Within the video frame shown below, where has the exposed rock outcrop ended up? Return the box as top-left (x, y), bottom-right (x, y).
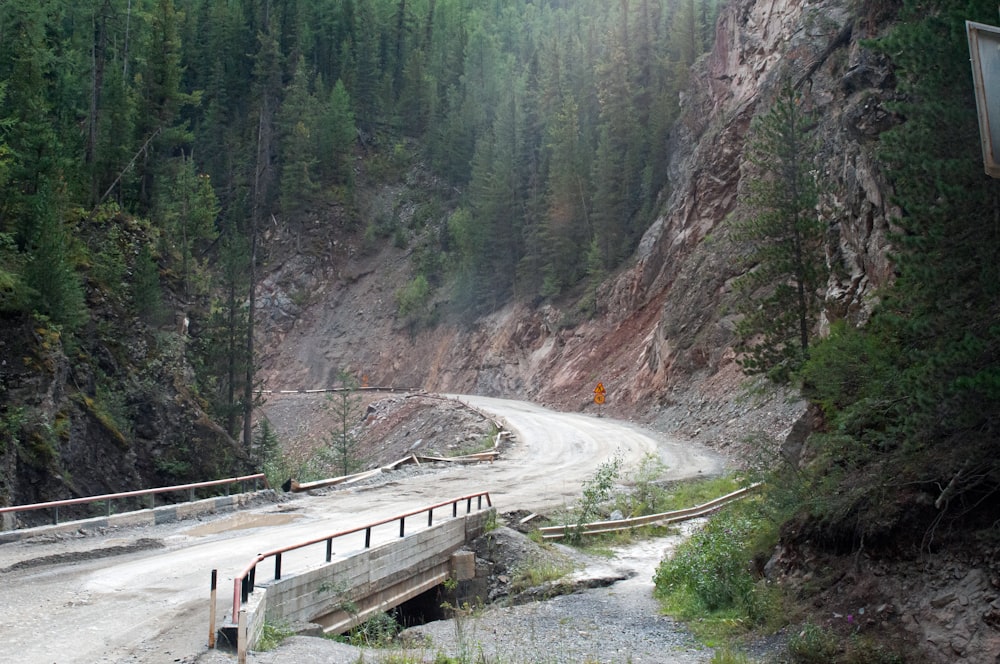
top-left (256, 0), bottom-right (900, 454)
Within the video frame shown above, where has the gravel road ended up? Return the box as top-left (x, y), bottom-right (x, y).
top-left (0, 396), bottom-right (725, 664)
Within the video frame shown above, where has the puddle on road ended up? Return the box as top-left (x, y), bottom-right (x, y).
top-left (184, 512), bottom-right (303, 537)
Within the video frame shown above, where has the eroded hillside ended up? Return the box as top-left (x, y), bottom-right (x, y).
top-left (257, 0), bottom-right (896, 454)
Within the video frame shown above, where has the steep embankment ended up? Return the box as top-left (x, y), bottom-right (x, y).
top-left (254, 2), bottom-right (1000, 662)
top-left (257, 0), bottom-right (896, 455)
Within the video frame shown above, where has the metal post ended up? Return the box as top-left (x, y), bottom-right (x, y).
top-left (399, 516), bottom-right (405, 538)
top-left (189, 487), bottom-right (196, 502)
top-left (326, 539), bottom-right (333, 562)
top-left (452, 502), bottom-right (458, 518)
top-left (477, 495), bottom-right (483, 509)
top-left (274, 553), bottom-right (282, 580)
top-left (209, 570), bottom-right (218, 649)
top-left (466, 497), bottom-right (472, 514)
top-left (107, 500), bottom-right (112, 517)
top-left (53, 506), bottom-right (58, 525)
top-left (365, 527), bottom-right (371, 549)
top-left (249, 564), bottom-right (256, 593)
top-left (427, 508), bottom-right (433, 527)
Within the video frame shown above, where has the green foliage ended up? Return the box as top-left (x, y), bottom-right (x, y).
top-left (788, 0), bottom-right (1000, 546)
top-left (565, 453), bottom-right (622, 543)
top-left (654, 503), bottom-right (779, 627)
top-left (787, 622), bottom-right (837, 663)
top-left (155, 155), bottom-right (220, 297)
top-left (21, 187), bottom-right (88, 332)
top-left (0, 232), bottom-right (32, 313)
top-left (279, 57), bottom-right (323, 213)
top-left (0, 0), bottom-right (724, 339)
top-left (257, 622), bottom-right (295, 651)
top-left (327, 370), bottom-right (363, 477)
top-left (734, 83), bottom-right (826, 383)
top-left (254, 418), bottom-right (284, 483)
top-left (509, 558), bottom-right (575, 593)
top-left (617, 452), bottom-right (668, 517)
top-left (317, 79), bottom-right (357, 186)
top-left (0, 406), bottom-right (26, 456)
top-left (346, 610), bottom-right (401, 647)
top-left (132, 245), bottom-right (168, 326)
top-left (84, 377), bottom-right (133, 447)
top-left (710, 650), bottom-right (753, 664)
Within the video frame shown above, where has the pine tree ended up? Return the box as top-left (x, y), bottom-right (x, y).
top-left (132, 243), bottom-right (167, 325)
top-left (278, 56), bottom-right (322, 212)
top-left (734, 83), bottom-right (826, 382)
top-left (157, 154), bottom-right (220, 297)
top-left (541, 94), bottom-right (589, 295)
top-left (22, 183), bottom-right (88, 331)
top-left (316, 79), bottom-right (356, 186)
top-left (328, 370), bottom-right (362, 477)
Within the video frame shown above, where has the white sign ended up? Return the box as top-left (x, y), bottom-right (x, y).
top-left (967, 20), bottom-right (1000, 178)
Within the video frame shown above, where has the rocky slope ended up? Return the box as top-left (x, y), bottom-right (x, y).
top-left (256, 0), bottom-right (898, 456)
top-left (253, 0), bottom-right (1000, 661)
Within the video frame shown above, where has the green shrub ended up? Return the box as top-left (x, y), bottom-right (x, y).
top-left (565, 454), bottom-right (622, 543)
top-left (347, 610), bottom-right (401, 647)
top-left (510, 558), bottom-right (575, 593)
top-left (397, 275), bottom-right (430, 319)
top-left (257, 622), bottom-right (294, 651)
top-left (654, 506), bottom-right (756, 613)
top-left (710, 649), bottom-right (753, 664)
top-left (787, 622), bottom-right (837, 663)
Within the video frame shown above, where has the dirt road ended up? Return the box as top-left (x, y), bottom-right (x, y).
top-left (0, 397), bottom-right (724, 663)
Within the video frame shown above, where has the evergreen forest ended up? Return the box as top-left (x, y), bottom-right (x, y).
top-left (0, 0), bottom-right (720, 461)
top-left (0, 0), bottom-right (998, 584)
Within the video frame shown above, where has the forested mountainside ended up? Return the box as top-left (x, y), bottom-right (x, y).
top-left (0, 0), bottom-right (725, 507)
top-left (1, 0), bottom-right (999, 658)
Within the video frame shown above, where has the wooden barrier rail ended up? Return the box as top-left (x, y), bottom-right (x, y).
top-left (0, 473), bottom-right (269, 528)
top-left (538, 483), bottom-right (762, 540)
top-left (230, 491), bottom-right (492, 623)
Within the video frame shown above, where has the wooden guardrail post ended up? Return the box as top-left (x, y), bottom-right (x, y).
top-left (209, 570), bottom-right (217, 648)
top-left (237, 609), bottom-right (247, 664)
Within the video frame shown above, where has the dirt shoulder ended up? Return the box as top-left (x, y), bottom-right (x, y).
top-left (261, 391), bottom-right (500, 470)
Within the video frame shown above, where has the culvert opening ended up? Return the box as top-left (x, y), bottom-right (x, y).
top-left (342, 585), bottom-right (451, 646)
top-left (394, 584), bottom-right (450, 627)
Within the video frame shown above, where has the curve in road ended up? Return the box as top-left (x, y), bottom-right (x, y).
top-left (0, 397), bottom-right (725, 663)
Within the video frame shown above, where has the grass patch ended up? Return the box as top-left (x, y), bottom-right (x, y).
top-left (510, 558), bottom-right (575, 593)
top-left (257, 622), bottom-right (295, 651)
top-left (787, 622), bottom-right (837, 663)
top-left (650, 474), bottom-right (745, 514)
top-left (339, 610), bottom-right (402, 648)
top-left (446, 425), bottom-right (500, 457)
top-left (654, 500), bottom-right (785, 642)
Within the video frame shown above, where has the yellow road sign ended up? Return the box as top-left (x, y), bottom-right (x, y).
top-left (594, 382), bottom-right (606, 394)
top-left (594, 393), bottom-right (605, 405)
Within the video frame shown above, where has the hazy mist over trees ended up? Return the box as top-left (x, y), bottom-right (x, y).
top-left (0, 0), bottom-right (723, 447)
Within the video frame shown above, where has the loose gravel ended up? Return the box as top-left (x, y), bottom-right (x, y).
top-left (202, 522), bottom-right (715, 664)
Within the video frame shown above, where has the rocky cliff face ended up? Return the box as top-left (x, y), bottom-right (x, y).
top-left (253, 3), bottom-right (1000, 660)
top-left (257, 0), bottom-right (900, 447)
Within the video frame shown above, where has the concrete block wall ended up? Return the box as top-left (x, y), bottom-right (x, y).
top-left (235, 508), bottom-right (494, 652)
top-left (0, 492), bottom-right (268, 544)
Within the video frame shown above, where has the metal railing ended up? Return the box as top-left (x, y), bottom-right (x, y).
top-left (0, 473), bottom-right (269, 528)
top-left (538, 483), bottom-right (762, 540)
top-left (231, 491), bottom-right (492, 623)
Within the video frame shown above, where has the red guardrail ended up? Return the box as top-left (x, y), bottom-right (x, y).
top-left (0, 473), bottom-right (269, 527)
top-left (231, 491), bottom-right (492, 623)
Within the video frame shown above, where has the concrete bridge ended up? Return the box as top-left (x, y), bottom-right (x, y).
top-left (222, 492), bottom-right (495, 661)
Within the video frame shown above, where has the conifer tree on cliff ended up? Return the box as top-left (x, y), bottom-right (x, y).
top-left (734, 83), bottom-right (828, 382)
